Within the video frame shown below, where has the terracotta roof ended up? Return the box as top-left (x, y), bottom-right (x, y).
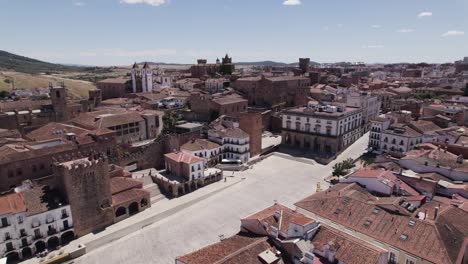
top-left (408, 120), bottom-right (441, 134)
top-left (176, 233), bottom-right (276, 264)
top-left (295, 184), bottom-right (468, 264)
top-left (71, 109), bottom-right (144, 129)
top-left (26, 122), bottom-right (90, 141)
top-left (311, 225), bottom-right (386, 264)
top-left (110, 177), bottom-right (143, 195)
top-left (23, 186), bottom-right (66, 216)
top-left (112, 188), bottom-right (149, 206)
top-left (0, 192), bottom-right (26, 215)
top-left (165, 151), bottom-right (204, 164)
top-left (181, 139), bottom-right (220, 152)
top-left (243, 203), bottom-right (315, 236)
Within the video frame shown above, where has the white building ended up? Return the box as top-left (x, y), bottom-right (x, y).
top-left (208, 118), bottom-right (250, 163)
top-left (180, 139), bottom-right (222, 166)
top-left (164, 152), bottom-right (205, 181)
top-left (0, 185), bottom-right (74, 262)
top-left (281, 102), bottom-right (363, 159)
top-left (131, 62), bottom-right (153, 93)
top-left (346, 91), bottom-right (380, 132)
top-left (205, 78), bottom-right (227, 94)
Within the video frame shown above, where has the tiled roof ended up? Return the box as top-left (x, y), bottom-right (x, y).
top-left (311, 225), bottom-right (385, 264)
top-left (243, 203), bottom-right (315, 236)
top-left (181, 139), bottom-right (220, 152)
top-left (26, 122), bottom-right (90, 141)
top-left (110, 177), bottom-right (143, 195)
top-left (295, 184), bottom-right (468, 264)
top-left (0, 192), bottom-right (26, 215)
top-left (71, 109), bottom-right (144, 129)
top-left (176, 233), bottom-right (277, 264)
top-left (112, 189), bottom-right (149, 206)
top-left (408, 120), bottom-right (441, 134)
top-left (165, 151), bottom-right (204, 164)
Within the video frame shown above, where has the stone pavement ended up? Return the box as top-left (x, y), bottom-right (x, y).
top-left (23, 133), bottom-right (369, 264)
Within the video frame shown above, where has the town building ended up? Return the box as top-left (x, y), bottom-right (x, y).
top-left (131, 62), bottom-right (154, 93)
top-left (70, 108), bottom-right (163, 144)
top-left (208, 116), bottom-right (251, 163)
top-left (231, 75), bottom-right (311, 107)
top-left (282, 102), bottom-right (362, 162)
top-left (295, 183), bottom-right (468, 264)
top-left (96, 78), bottom-right (131, 100)
top-left (180, 139), bottom-right (221, 167)
top-left (0, 184), bottom-right (74, 262)
top-left (152, 152), bottom-right (222, 197)
top-left (346, 91), bottom-right (380, 131)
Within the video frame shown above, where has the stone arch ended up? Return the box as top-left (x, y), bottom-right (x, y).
top-left (5, 251), bottom-right (19, 263)
top-left (115, 206), bottom-right (127, 218)
top-left (61, 231), bottom-right (75, 246)
top-left (21, 247), bottom-right (33, 259)
top-left (128, 202), bottom-right (139, 216)
top-left (47, 236), bottom-right (60, 251)
top-left (35, 240), bottom-right (46, 253)
top-left (140, 198), bottom-right (148, 208)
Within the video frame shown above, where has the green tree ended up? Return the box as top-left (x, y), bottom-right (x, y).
top-left (332, 158), bottom-right (355, 177)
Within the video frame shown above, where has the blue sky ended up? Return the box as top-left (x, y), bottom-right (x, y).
top-left (1, 0), bottom-right (467, 65)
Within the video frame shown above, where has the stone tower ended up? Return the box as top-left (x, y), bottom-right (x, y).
top-left (54, 156), bottom-right (114, 237)
top-left (299, 58), bottom-right (310, 74)
top-left (131, 62), bottom-right (140, 93)
top-left (238, 112), bottom-right (263, 157)
top-left (50, 85), bottom-right (68, 121)
top-left (220, 54), bottom-right (235, 75)
top-left (141, 62), bottom-right (153, 92)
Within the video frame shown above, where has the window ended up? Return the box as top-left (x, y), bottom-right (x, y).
top-left (388, 252), bottom-right (397, 264)
top-left (405, 258), bottom-right (416, 264)
top-left (1, 217), bottom-right (8, 227)
top-left (17, 215), bottom-right (23, 224)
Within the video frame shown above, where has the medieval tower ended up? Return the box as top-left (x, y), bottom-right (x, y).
top-left (50, 85), bottom-right (68, 122)
top-left (54, 156), bottom-right (114, 237)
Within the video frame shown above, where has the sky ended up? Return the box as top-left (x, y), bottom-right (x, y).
top-left (0, 0), bottom-right (467, 66)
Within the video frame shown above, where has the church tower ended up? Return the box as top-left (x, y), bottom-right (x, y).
top-left (141, 62), bottom-right (153, 92)
top-left (131, 62), bottom-right (140, 93)
top-left (50, 84), bottom-right (68, 121)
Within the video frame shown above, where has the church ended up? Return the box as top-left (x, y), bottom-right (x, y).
top-left (131, 62), bottom-right (154, 93)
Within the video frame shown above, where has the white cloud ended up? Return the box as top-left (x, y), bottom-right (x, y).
top-left (283, 0), bottom-right (301, 6)
top-left (397, 28), bottom-right (415, 33)
top-left (441, 30), bottom-right (464, 37)
top-left (74, 2), bottom-right (86, 6)
top-left (120, 0), bottom-right (167, 7)
top-left (371, 25), bottom-right (382, 29)
top-left (418, 12), bottom-right (432, 18)
top-left (337, 24), bottom-right (343, 28)
top-left (362, 45), bottom-right (384, 49)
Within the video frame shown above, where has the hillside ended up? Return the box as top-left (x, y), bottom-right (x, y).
top-left (0, 71), bottom-right (96, 99)
top-left (0, 50), bottom-right (91, 74)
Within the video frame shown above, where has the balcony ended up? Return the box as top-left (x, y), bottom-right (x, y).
top-left (0, 223), bottom-right (10, 229)
top-left (4, 235), bottom-right (12, 241)
top-left (61, 213), bottom-right (69, 219)
top-left (34, 234), bottom-right (42, 240)
top-left (46, 218), bottom-right (55, 224)
top-left (47, 229), bottom-right (57, 236)
top-left (20, 231), bottom-right (27, 238)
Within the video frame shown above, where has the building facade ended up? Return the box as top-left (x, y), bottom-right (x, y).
top-left (282, 103), bottom-right (362, 161)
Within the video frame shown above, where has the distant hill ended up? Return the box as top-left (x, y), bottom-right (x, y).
top-left (235, 60), bottom-right (320, 67)
top-left (0, 50), bottom-right (92, 74)
top-left (137, 60), bottom-right (320, 67)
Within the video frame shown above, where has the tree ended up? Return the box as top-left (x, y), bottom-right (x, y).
top-left (332, 158), bottom-right (355, 177)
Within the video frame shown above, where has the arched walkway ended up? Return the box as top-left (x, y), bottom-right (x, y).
top-left (35, 241), bottom-right (46, 253)
top-left (21, 247), bottom-right (32, 259)
top-left (5, 252), bottom-right (19, 264)
top-left (140, 198), bottom-right (148, 208)
top-left (115, 206), bottom-right (126, 218)
top-left (128, 202), bottom-right (139, 216)
top-left (61, 231), bottom-right (75, 246)
top-left (47, 236), bottom-right (60, 251)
